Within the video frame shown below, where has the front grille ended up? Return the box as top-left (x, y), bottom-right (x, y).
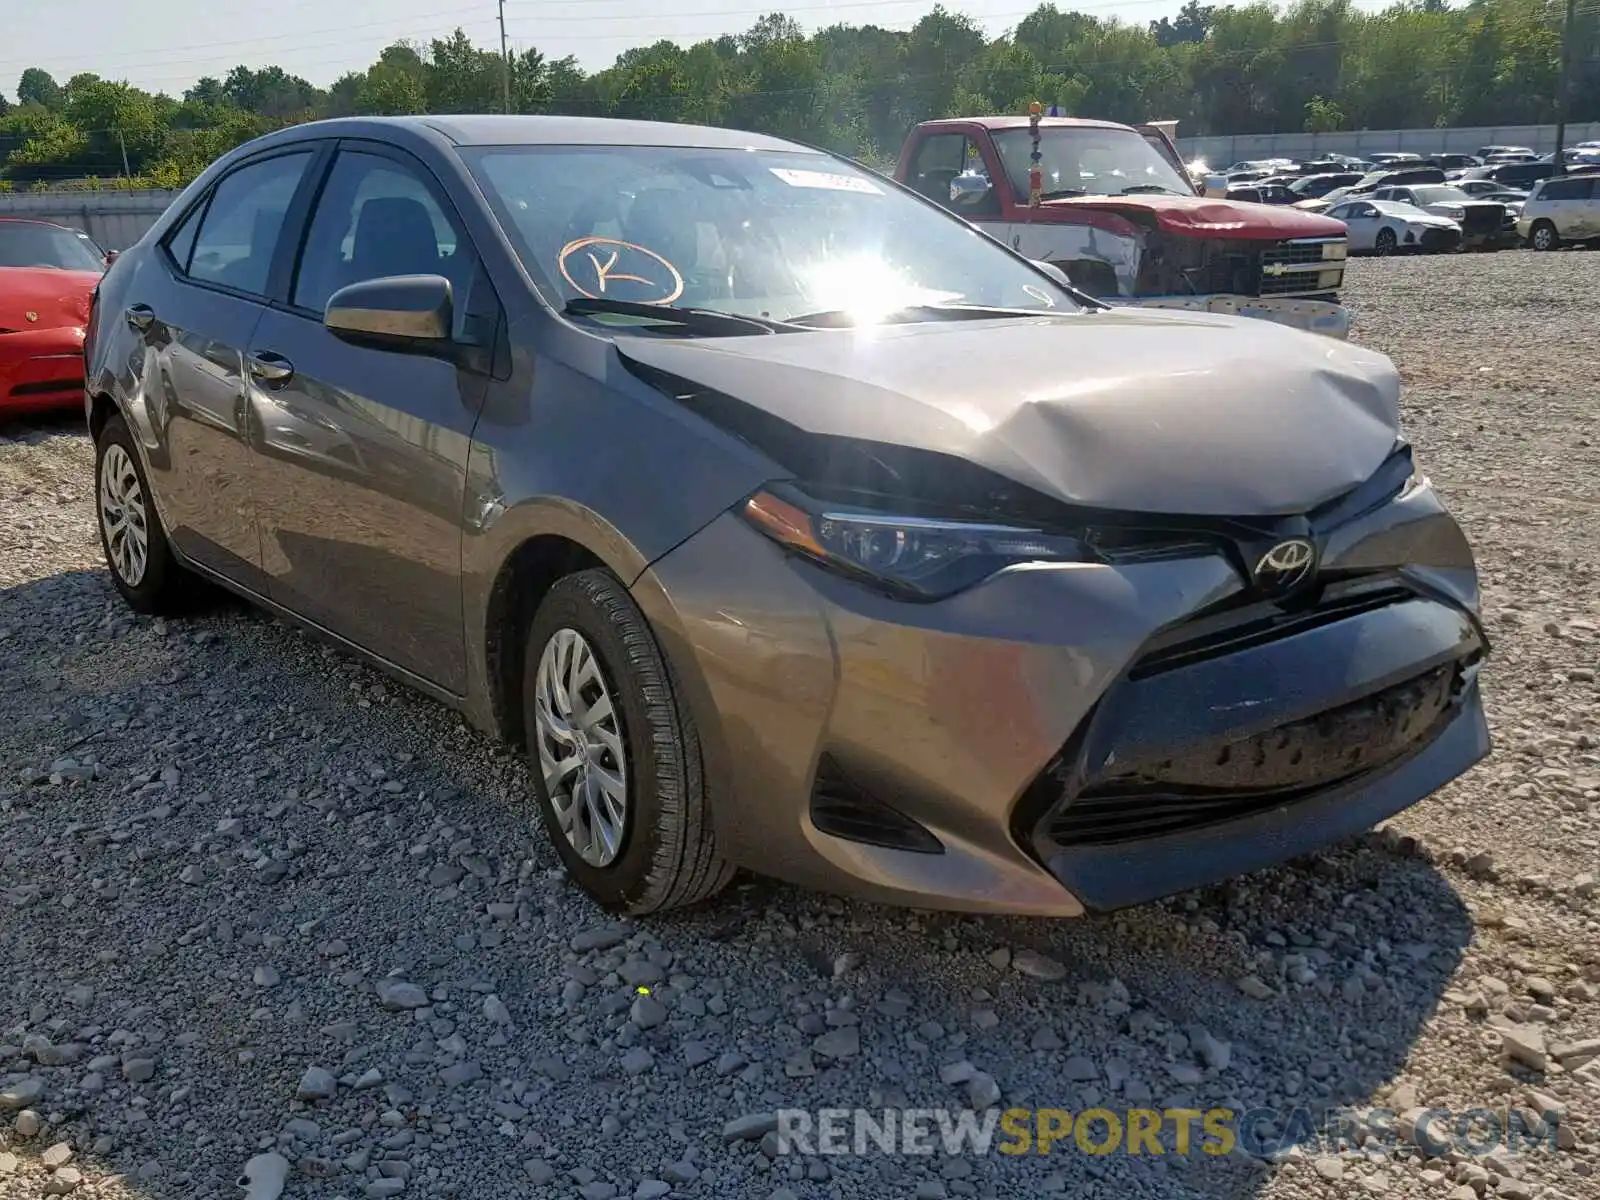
top-left (1258, 238), bottom-right (1345, 297)
top-left (1129, 586), bottom-right (1413, 681)
top-left (1461, 206), bottom-right (1503, 236)
top-left (1420, 227), bottom-right (1460, 250)
top-left (1047, 665), bottom-right (1458, 846)
top-left (1260, 241), bottom-right (1328, 267)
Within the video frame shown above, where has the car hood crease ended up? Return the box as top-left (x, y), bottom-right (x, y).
top-left (617, 311), bottom-right (1402, 516)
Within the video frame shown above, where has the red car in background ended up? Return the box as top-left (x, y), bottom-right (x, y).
top-left (0, 218), bottom-right (108, 419)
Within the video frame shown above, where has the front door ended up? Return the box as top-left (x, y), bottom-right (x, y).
top-left (127, 149), bottom-right (317, 588)
top-left (244, 142), bottom-right (496, 693)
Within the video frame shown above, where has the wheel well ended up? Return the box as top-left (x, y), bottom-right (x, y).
top-left (485, 535), bottom-right (604, 747)
top-left (88, 392), bottom-right (116, 443)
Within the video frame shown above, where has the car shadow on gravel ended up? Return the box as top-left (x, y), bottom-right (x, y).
top-left (1, 565), bottom-right (1473, 1200)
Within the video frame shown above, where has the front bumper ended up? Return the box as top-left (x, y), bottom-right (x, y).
top-left (0, 326), bottom-right (86, 416)
top-left (1113, 294), bottom-right (1351, 339)
top-left (633, 477), bottom-right (1488, 916)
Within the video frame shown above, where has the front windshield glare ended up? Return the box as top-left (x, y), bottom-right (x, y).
top-left (991, 127), bottom-right (1194, 199)
top-left (465, 146), bottom-right (1074, 324)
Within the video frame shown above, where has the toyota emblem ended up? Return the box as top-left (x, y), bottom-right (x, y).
top-left (1253, 538), bottom-right (1317, 592)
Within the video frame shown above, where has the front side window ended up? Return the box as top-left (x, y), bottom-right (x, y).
top-left (292, 149), bottom-right (471, 318)
top-left (0, 221), bottom-right (106, 271)
top-left (906, 133), bottom-right (967, 205)
top-left (187, 152), bottom-right (313, 297)
top-left (466, 145), bottom-right (1074, 326)
top-left (990, 127), bottom-right (1194, 201)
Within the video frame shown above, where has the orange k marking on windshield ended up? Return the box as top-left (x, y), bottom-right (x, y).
top-left (586, 248), bottom-right (652, 292)
top-left (558, 236), bottom-right (686, 304)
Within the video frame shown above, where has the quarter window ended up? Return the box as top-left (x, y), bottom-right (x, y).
top-left (186, 152), bottom-right (313, 297)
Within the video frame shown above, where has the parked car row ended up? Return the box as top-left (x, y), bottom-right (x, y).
top-left (1197, 153), bottom-right (1600, 255)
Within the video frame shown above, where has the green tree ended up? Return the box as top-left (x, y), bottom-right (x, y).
top-left (17, 68), bottom-right (62, 110)
top-left (1303, 93), bottom-right (1345, 130)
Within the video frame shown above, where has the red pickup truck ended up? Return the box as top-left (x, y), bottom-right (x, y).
top-left (894, 115), bottom-right (1351, 337)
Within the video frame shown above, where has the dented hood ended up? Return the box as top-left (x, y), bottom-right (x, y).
top-left (619, 308), bottom-right (1401, 516)
top-left (1045, 193), bottom-right (1346, 240)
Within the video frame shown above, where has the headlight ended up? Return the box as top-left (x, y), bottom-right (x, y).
top-left (740, 486), bottom-right (1097, 600)
top-left (1439, 205), bottom-right (1466, 220)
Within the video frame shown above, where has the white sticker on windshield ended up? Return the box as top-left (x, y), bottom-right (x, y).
top-left (769, 168), bottom-right (882, 195)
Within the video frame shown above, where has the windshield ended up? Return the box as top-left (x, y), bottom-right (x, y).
top-left (990, 127), bottom-right (1193, 199)
top-left (465, 146), bottom-right (1074, 326)
top-left (0, 222), bottom-right (105, 271)
top-left (1410, 187), bottom-right (1471, 205)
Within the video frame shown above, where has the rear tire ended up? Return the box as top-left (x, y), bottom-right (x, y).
top-left (1529, 220), bottom-right (1560, 251)
top-left (94, 413), bottom-right (197, 615)
top-left (523, 568), bottom-right (734, 914)
top-left (1374, 228), bottom-right (1398, 256)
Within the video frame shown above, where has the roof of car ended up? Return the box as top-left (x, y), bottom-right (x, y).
top-left (267, 114), bottom-right (818, 152)
top-left (914, 115), bottom-right (1131, 133)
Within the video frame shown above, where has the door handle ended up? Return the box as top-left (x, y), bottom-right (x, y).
top-left (247, 351), bottom-right (294, 385)
top-left (125, 304), bottom-right (155, 332)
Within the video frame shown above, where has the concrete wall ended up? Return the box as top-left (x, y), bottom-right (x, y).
top-left (0, 189), bottom-right (179, 251)
top-left (1176, 122), bottom-right (1600, 165)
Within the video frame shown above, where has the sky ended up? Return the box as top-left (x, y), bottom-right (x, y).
top-left (6, 0), bottom-right (1232, 100)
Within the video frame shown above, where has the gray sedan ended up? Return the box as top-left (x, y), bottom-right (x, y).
top-left (84, 116), bottom-right (1490, 916)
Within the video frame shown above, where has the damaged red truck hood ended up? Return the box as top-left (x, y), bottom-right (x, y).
top-left (1045, 193), bottom-right (1346, 240)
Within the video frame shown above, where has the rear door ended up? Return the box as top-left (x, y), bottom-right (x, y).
top-left (243, 140), bottom-right (499, 693)
top-left (122, 147), bottom-right (321, 590)
top-left (1569, 177), bottom-right (1598, 237)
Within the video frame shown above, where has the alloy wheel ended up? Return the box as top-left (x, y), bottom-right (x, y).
top-left (1532, 225), bottom-right (1556, 251)
top-left (533, 627), bottom-right (629, 867)
top-left (99, 444), bottom-right (149, 587)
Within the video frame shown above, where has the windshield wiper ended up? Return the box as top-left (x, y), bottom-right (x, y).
top-left (786, 303), bottom-right (1070, 328)
top-left (1117, 184), bottom-right (1187, 195)
top-left (1039, 188), bottom-right (1086, 200)
top-left (562, 297), bottom-right (799, 336)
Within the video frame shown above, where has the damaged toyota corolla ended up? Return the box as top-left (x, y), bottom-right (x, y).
top-left (86, 116), bottom-right (1490, 917)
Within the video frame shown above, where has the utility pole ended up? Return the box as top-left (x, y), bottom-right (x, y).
top-left (496, 0), bottom-right (508, 115)
top-left (117, 130), bottom-right (131, 178)
top-left (1552, 0), bottom-right (1576, 174)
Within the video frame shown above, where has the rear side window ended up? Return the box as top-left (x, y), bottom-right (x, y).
top-left (186, 152), bottom-right (313, 297)
top-left (1538, 177), bottom-right (1592, 201)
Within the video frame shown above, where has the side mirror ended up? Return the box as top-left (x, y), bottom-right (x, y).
top-left (325, 274), bottom-right (453, 347)
top-left (949, 169), bottom-right (993, 206)
top-left (104, 249), bottom-right (119, 265)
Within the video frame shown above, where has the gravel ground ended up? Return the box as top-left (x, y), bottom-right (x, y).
top-left (1, 251), bottom-right (1597, 1200)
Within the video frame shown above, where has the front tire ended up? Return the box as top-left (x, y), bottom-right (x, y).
top-left (95, 413), bottom-right (195, 614)
top-left (523, 569), bottom-right (734, 914)
top-left (1374, 228), bottom-right (1398, 256)
top-left (1529, 220), bottom-right (1560, 251)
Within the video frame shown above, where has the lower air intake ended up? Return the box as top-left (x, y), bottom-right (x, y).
top-left (810, 755), bottom-right (943, 854)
